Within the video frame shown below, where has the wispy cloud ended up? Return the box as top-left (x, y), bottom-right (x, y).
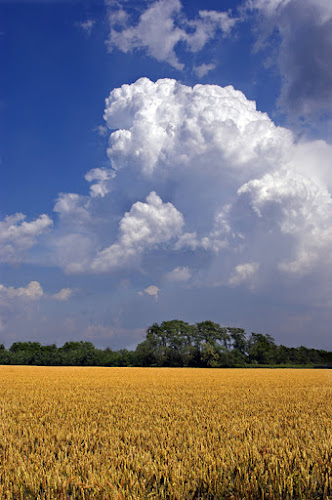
top-left (193, 63), bottom-right (216, 78)
top-left (247, 0), bottom-right (332, 121)
top-left (94, 125), bottom-right (108, 137)
top-left (0, 280), bottom-right (73, 341)
top-left (79, 19), bottom-right (95, 36)
top-left (165, 266), bottom-right (191, 283)
top-left (51, 288), bottom-right (73, 301)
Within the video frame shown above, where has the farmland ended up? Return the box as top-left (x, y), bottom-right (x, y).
top-left (0, 367), bottom-right (331, 499)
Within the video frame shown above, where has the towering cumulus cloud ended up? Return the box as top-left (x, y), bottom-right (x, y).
top-left (104, 77), bottom-right (291, 176)
top-left (51, 78), bottom-right (332, 289)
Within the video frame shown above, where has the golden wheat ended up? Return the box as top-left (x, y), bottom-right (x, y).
top-left (0, 367), bottom-right (331, 499)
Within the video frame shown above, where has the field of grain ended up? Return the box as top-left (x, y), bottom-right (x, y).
top-left (0, 367), bottom-right (331, 499)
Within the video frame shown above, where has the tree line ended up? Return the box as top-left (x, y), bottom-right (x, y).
top-left (0, 320), bottom-right (331, 367)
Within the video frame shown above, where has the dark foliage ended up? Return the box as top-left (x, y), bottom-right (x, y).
top-left (0, 321), bottom-right (331, 367)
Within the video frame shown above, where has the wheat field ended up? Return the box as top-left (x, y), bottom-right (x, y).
top-left (0, 367), bottom-right (331, 499)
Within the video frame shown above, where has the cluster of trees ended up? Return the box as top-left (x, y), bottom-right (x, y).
top-left (135, 321), bottom-right (331, 367)
top-left (0, 320), bottom-right (331, 367)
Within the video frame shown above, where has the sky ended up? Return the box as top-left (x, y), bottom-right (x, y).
top-left (1, 0), bottom-right (332, 350)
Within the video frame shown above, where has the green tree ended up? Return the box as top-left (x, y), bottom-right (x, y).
top-left (146, 320), bottom-right (197, 366)
top-left (59, 341), bottom-right (100, 366)
top-left (9, 342), bottom-right (43, 365)
top-left (228, 328), bottom-right (247, 359)
top-left (195, 321), bottom-right (230, 366)
top-left (201, 342), bottom-right (220, 367)
top-left (134, 339), bottom-right (158, 366)
top-left (196, 321), bottom-right (229, 349)
top-left (248, 333), bottom-right (277, 364)
top-left (0, 344), bottom-right (9, 364)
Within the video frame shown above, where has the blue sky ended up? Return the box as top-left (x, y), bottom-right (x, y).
top-left (1, 0), bottom-right (332, 350)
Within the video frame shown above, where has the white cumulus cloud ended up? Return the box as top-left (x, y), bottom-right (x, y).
top-left (104, 77), bottom-right (292, 177)
top-left (0, 281), bottom-right (74, 303)
top-left (239, 170), bottom-right (332, 274)
top-left (228, 262), bottom-right (260, 287)
top-left (0, 213), bottom-right (53, 264)
top-left (91, 191), bottom-right (184, 273)
top-left (0, 281), bottom-right (44, 301)
top-left (85, 167), bottom-right (115, 198)
top-left (106, 0), bottom-right (237, 71)
top-left (141, 285), bottom-right (160, 301)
